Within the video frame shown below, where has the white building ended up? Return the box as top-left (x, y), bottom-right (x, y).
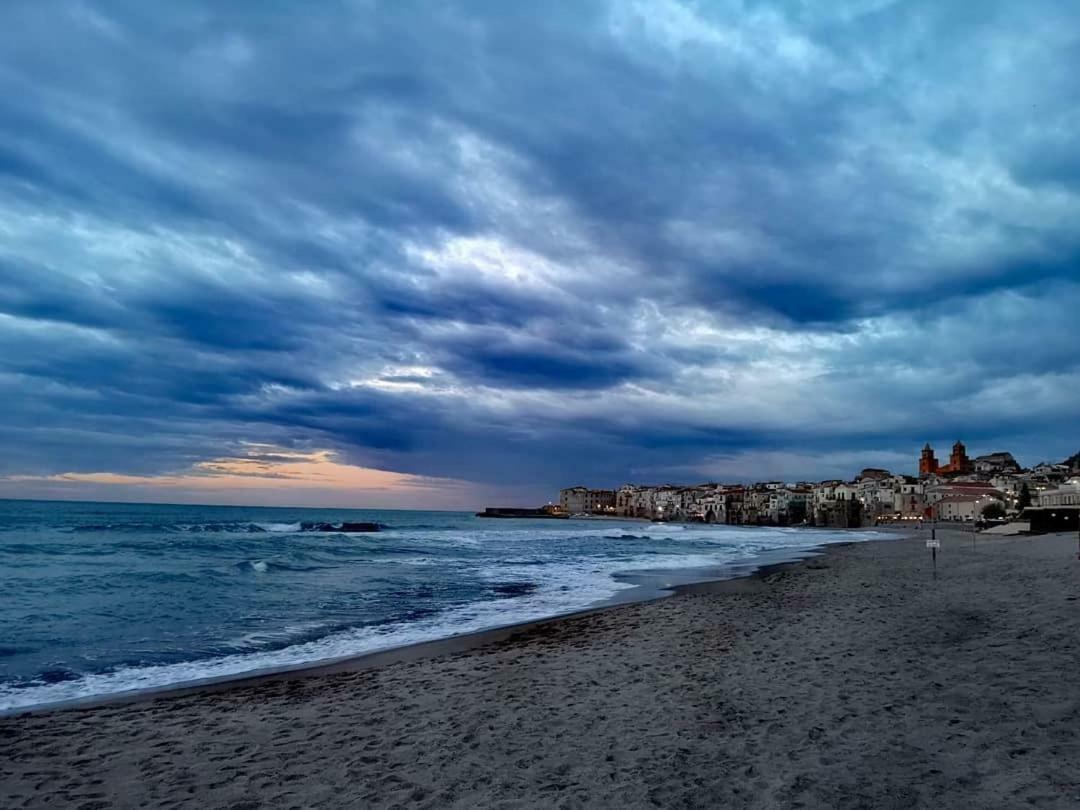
top-left (856, 477), bottom-right (896, 518)
top-left (560, 486), bottom-right (588, 514)
top-left (696, 492), bottom-right (728, 523)
top-left (560, 487), bottom-right (615, 514)
top-left (616, 485), bottom-right (657, 518)
top-left (934, 493), bottom-right (1003, 521)
top-left (653, 487), bottom-right (680, 519)
top-left (893, 477), bottom-right (924, 516)
top-left (813, 481), bottom-right (857, 508)
top-left (1038, 481), bottom-right (1080, 507)
top-left (925, 484), bottom-right (1003, 507)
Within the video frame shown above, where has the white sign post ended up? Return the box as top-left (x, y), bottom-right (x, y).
top-left (926, 536), bottom-right (940, 578)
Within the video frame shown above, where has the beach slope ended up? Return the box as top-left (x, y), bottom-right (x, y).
top-left (2, 531), bottom-right (1079, 808)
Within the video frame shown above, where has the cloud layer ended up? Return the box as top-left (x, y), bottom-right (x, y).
top-left (2, 0), bottom-right (1079, 506)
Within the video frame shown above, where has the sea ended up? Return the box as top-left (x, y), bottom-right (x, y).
top-left (0, 499), bottom-right (881, 713)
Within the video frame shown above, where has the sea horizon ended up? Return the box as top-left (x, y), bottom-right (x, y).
top-left (0, 496), bottom-right (485, 514)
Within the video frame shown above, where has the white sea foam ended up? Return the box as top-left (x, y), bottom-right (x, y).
top-left (256, 522), bottom-right (303, 533)
top-left (0, 525), bottom-right (882, 713)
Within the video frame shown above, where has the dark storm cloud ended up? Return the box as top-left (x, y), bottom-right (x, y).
top-left (2, 0), bottom-right (1080, 503)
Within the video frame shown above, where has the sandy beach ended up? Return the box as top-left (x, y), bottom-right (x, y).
top-left (3, 529), bottom-right (1079, 808)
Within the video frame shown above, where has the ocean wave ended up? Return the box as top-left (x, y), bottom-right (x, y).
top-left (0, 517), bottom-right (887, 713)
top-left (489, 581), bottom-right (539, 597)
top-left (254, 522), bottom-right (303, 533)
top-left (237, 559), bottom-right (340, 574)
top-left (0, 578), bottom-right (616, 711)
top-left (66, 521), bottom-right (275, 534)
top-left (62, 521), bottom-right (353, 535)
top-left (0, 542), bottom-right (116, 557)
top-left (376, 523), bottom-right (444, 531)
top-left (176, 523), bottom-right (284, 534)
top-left (1, 540), bottom-right (732, 711)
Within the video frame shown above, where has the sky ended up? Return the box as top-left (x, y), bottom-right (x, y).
top-left (2, 0), bottom-right (1080, 509)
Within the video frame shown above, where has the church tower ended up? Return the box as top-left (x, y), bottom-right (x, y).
top-left (948, 440), bottom-right (971, 473)
top-left (919, 443), bottom-right (939, 476)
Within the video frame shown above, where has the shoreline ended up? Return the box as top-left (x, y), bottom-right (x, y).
top-left (1, 527), bottom-right (890, 718)
top-left (3, 529), bottom-right (1078, 807)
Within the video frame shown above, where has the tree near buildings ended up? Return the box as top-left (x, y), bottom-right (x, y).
top-left (1017, 482), bottom-right (1033, 510)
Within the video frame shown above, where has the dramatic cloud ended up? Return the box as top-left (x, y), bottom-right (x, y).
top-left (2, 0), bottom-right (1079, 506)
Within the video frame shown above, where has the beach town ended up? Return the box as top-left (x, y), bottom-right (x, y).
top-left (554, 441), bottom-right (1080, 532)
top-left (5, 449), bottom-right (1080, 807)
top-left (4, 1), bottom-right (1080, 806)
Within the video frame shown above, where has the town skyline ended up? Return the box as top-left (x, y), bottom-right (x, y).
top-left (2, 441), bottom-right (1078, 512)
top-left (557, 440), bottom-right (1080, 528)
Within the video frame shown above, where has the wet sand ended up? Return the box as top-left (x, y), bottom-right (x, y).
top-left (2, 530), bottom-right (1079, 808)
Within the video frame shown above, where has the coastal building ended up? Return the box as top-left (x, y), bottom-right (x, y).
top-left (723, 486), bottom-right (747, 524)
top-left (589, 489), bottom-right (616, 513)
top-left (893, 476), bottom-right (925, 517)
top-left (812, 481), bottom-right (856, 510)
top-left (767, 487), bottom-right (810, 525)
top-left (1037, 480), bottom-right (1080, 507)
top-left (739, 488), bottom-right (766, 524)
top-left (559, 487), bottom-right (615, 515)
top-left (811, 481), bottom-right (862, 527)
top-left (669, 486), bottom-right (707, 521)
top-left (933, 493), bottom-right (1002, 522)
top-left (631, 486), bottom-right (656, 518)
top-left (925, 482), bottom-right (1004, 508)
top-left (815, 497), bottom-right (863, 528)
top-left (855, 471), bottom-right (897, 522)
top-left (560, 487), bottom-right (588, 514)
top-left (568, 446), bottom-right (1080, 526)
top-left (616, 484), bottom-right (657, 518)
top-left (653, 486), bottom-right (680, 520)
top-left (989, 472), bottom-right (1024, 493)
top-left (696, 491), bottom-right (729, 524)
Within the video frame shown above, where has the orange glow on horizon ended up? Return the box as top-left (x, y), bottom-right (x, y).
top-left (6, 446), bottom-right (467, 495)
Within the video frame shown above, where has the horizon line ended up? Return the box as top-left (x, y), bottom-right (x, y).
top-left (0, 496), bottom-right (478, 513)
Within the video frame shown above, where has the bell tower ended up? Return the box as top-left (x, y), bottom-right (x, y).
top-left (919, 443), bottom-right (939, 476)
top-left (949, 440), bottom-right (971, 473)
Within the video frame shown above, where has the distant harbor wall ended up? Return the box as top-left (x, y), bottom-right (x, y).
top-left (476, 507), bottom-right (568, 519)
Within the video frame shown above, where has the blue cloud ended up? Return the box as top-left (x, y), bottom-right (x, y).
top-left (2, 0), bottom-right (1080, 503)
